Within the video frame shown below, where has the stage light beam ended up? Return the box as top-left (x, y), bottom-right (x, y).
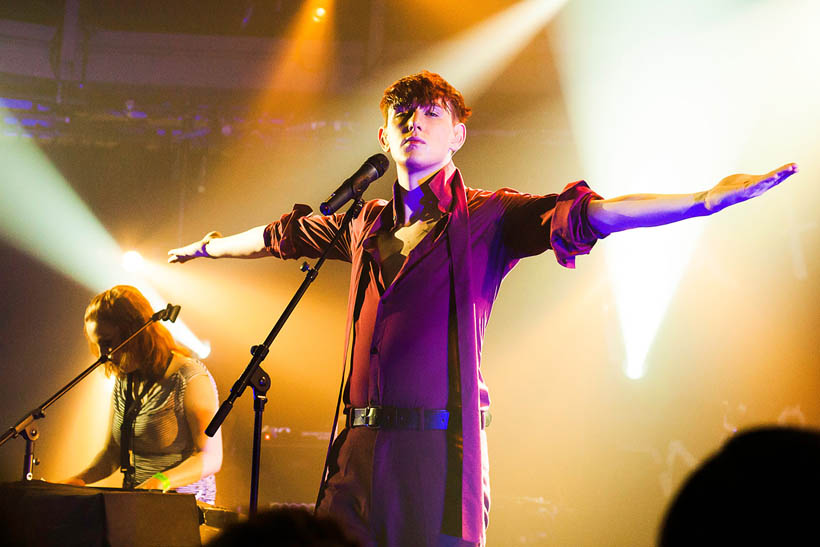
top-left (359, 0), bottom-right (567, 107)
top-left (258, 0), bottom-right (336, 100)
top-left (0, 120), bottom-right (209, 359)
top-left (551, 0), bottom-right (820, 379)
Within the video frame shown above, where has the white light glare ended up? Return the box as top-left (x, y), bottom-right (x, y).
top-left (0, 136), bottom-right (210, 358)
top-left (550, 0), bottom-right (814, 379)
top-left (122, 250), bottom-right (144, 273)
top-left (131, 282), bottom-right (212, 360)
top-left (197, 341), bottom-right (212, 359)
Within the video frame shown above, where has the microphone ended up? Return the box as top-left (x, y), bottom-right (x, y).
top-left (165, 304), bottom-right (181, 323)
top-left (152, 303), bottom-right (181, 322)
top-left (320, 153), bottom-right (390, 215)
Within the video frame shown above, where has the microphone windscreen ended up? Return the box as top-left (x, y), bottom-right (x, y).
top-left (367, 153), bottom-right (390, 177)
top-left (167, 305), bottom-right (181, 323)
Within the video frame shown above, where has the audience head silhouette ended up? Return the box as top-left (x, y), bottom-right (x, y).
top-left (660, 426), bottom-right (820, 546)
top-left (207, 506), bottom-right (359, 547)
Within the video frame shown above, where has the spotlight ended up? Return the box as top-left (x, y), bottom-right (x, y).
top-left (122, 250), bottom-right (144, 273)
top-left (0, 120), bottom-right (211, 361)
top-left (313, 7), bottom-right (326, 22)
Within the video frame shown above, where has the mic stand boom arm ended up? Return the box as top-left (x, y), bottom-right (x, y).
top-left (0, 304), bottom-right (180, 481)
top-left (205, 196), bottom-right (365, 517)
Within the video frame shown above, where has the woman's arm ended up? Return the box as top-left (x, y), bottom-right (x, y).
top-left (62, 433), bottom-right (119, 486)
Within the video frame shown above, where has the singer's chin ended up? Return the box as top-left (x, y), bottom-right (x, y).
top-left (112, 358), bottom-right (138, 376)
top-left (403, 155), bottom-right (434, 172)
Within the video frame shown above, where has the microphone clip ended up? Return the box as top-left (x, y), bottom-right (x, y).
top-left (152, 303), bottom-right (181, 323)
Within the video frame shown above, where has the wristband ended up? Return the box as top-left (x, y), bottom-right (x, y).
top-left (197, 231), bottom-right (222, 259)
top-left (152, 472), bottom-right (171, 493)
top-left (198, 240), bottom-right (212, 258)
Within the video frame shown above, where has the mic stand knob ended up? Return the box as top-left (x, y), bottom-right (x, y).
top-left (21, 425), bottom-right (40, 481)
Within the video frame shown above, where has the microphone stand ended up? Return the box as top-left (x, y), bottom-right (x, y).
top-left (0, 304), bottom-right (181, 481)
top-left (206, 196), bottom-right (365, 517)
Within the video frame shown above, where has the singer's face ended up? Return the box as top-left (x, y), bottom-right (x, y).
top-left (379, 100), bottom-right (466, 175)
top-left (85, 320), bottom-right (138, 374)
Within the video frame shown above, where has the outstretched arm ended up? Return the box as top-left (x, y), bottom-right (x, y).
top-left (167, 226), bottom-right (268, 263)
top-left (586, 163), bottom-right (798, 237)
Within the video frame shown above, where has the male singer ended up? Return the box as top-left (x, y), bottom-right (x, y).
top-left (168, 71), bottom-right (797, 546)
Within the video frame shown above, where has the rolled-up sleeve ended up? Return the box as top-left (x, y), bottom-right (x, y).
top-left (498, 180), bottom-right (605, 268)
top-left (547, 180), bottom-right (606, 269)
top-left (263, 204), bottom-right (352, 262)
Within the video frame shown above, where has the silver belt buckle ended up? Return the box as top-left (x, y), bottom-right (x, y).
top-left (363, 406), bottom-right (381, 429)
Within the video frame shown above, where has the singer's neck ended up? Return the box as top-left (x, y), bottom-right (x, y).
top-left (397, 158), bottom-right (455, 192)
top-left (397, 161), bottom-right (455, 225)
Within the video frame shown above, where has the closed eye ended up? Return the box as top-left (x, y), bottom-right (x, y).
top-left (425, 106), bottom-right (443, 117)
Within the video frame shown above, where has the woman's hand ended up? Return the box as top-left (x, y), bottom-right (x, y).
top-left (136, 476), bottom-right (168, 492)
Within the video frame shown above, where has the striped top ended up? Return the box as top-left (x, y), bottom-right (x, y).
top-left (112, 356), bottom-right (218, 503)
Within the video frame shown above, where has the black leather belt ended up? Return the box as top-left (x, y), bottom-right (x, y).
top-left (347, 406), bottom-right (491, 431)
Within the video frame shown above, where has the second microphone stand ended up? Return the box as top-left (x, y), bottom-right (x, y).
top-left (206, 196), bottom-right (365, 517)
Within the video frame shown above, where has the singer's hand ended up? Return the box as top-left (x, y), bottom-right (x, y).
top-left (700, 163), bottom-right (798, 214)
top-left (167, 231), bottom-right (222, 264)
